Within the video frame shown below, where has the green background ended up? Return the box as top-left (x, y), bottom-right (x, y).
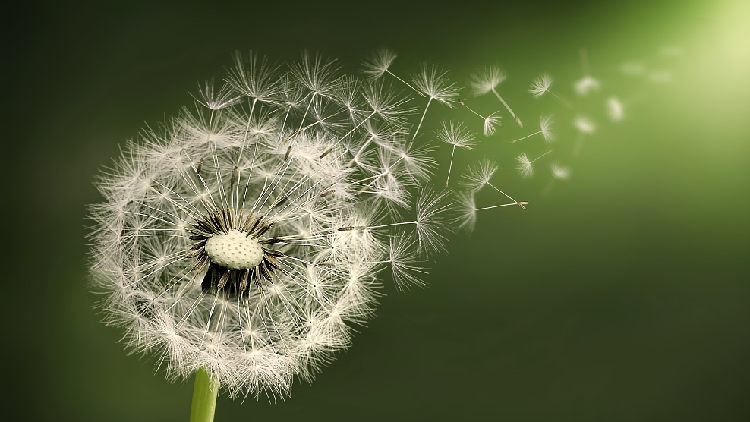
top-left (5, 0), bottom-right (749, 420)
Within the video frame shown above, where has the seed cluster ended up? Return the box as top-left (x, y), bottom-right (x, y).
top-left (204, 230), bottom-right (264, 270)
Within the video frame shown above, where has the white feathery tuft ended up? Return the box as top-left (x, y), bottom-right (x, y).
top-left (529, 74), bottom-right (553, 99)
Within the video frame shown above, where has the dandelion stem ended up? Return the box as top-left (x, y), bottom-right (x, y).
top-left (408, 97), bottom-right (432, 151)
top-left (445, 145), bottom-right (457, 189)
top-left (549, 91), bottom-right (571, 108)
top-left (510, 130), bottom-right (542, 144)
top-left (532, 149), bottom-right (553, 162)
top-left (190, 367), bottom-right (219, 422)
top-left (491, 87), bottom-right (522, 127)
top-left (386, 69), bottom-right (424, 96)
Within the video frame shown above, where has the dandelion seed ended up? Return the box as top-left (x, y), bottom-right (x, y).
top-left (552, 163), bottom-right (570, 180)
top-left (387, 234), bottom-right (428, 290)
top-left (544, 163), bottom-right (570, 196)
top-left (510, 114), bottom-right (555, 143)
top-left (607, 97), bottom-right (624, 122)
top-left (226, 50), bottom-right (280, 103)
top-left (437, 121), bottom-right (476, 188)
top-left (483, 112), bottom-right (502, 137)
top-left (412, 64), bottom-right (459, 106)
top-left (414, 187), bottom-right (451, 255)
top-left (460, 159), bottom-right (498, 192)
top-left (529, 74), bottom-right (552, 99)
top-left (516, 153), bottom-right (533, 178)
top-left (471, 66), bottom-right (522, 127)
top-left (459, 158), bottom-right (525, 210)
top-left (573, 116), bottom-right (596, 156)
top-left (575, 77), bottom-right (600, 96)
top-left (455, 185), bottom-right (527, 232)
top-left (402, 64), bottom-right (459, 152)
top-left (456, 98), bottom-right (502, 137)
top-left (454, 192), bottom-right (478, 232)
top-left (574, 116), bottom-right (596, 134)
top-left (485, 181), bottom-right (526, 210)
top-left (362, 48), bottom-right (398, 79)
top-left (516, 150), bottom-right (553, 178)
top-left (193, 78), bottom-right (242, 110)
top-left (574, 48), bottom-right (600, 96)
top-left (529, 74), bottom-right (570, 107)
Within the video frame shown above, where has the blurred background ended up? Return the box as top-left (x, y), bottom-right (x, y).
top-left (4, 0), bottom-right (749, 420)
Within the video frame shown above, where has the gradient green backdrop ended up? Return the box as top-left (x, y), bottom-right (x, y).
top-left (5, 0), bottom-right (749, 421)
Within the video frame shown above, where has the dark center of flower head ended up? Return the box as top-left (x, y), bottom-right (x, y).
top-left (186, 207), bottom-right (285, 296)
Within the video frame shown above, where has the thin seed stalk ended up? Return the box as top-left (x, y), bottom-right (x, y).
top-left (190, 367), bottom-right (219, 422)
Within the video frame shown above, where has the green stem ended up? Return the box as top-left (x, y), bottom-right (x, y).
top-left (190, 367), bottom-right (219, 422)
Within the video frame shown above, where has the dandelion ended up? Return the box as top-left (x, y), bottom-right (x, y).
top-left (85, 44), bottom-right (664, 419)
top-left (574, 48), bottom-right (600, 96)
top-left (510, 114), bottom-right (555, 143)
top-left (529, 74), bottom-right (570, 107)
top-left (471, 66), bottom-right (523, 127)
top-left (88, 51), bottom-right (452, 418)
top-left (516, 150), bottom-right (553, 178)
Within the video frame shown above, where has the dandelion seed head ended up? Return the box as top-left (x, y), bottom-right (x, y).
top-left (88, 52), bottom-right (451, 400)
